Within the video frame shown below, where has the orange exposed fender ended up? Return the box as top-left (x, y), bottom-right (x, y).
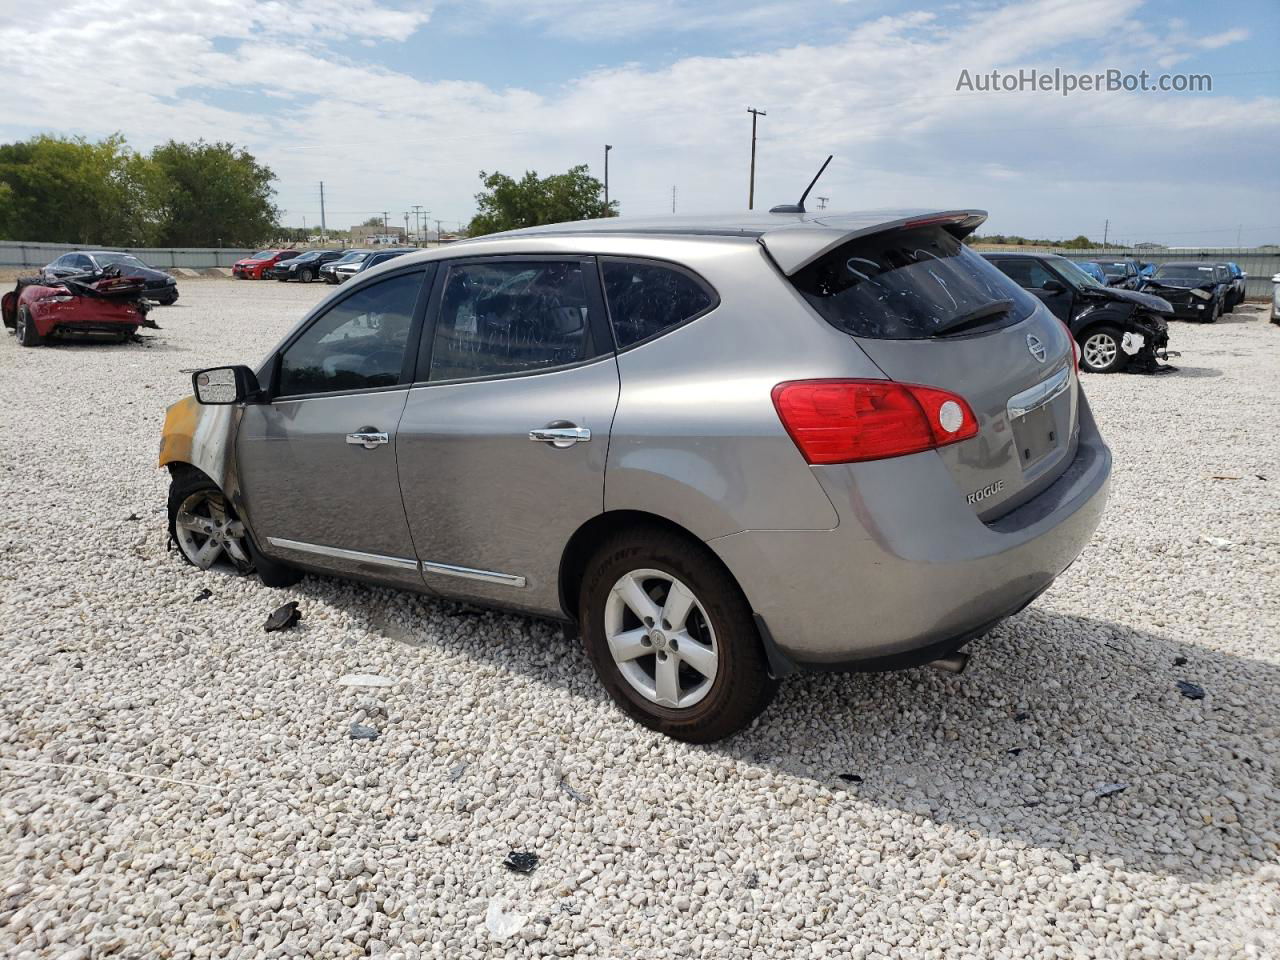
top-left (158, 395), bottom-right (198, 467)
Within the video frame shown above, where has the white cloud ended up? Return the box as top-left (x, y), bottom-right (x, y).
top-left (0, 0), bottom-right (1275, 243)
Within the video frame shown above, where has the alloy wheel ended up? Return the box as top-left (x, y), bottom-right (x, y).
top-left (1083, 332), bottom-right (1117, 371)
top-left (604, 569), bottom-right (719, 709)
top-left (173, 490), bottom-right (251, 571)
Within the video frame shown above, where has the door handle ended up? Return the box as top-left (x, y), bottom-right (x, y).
top-left (346, 429), bottom-right (389, 449)
top-left (528, 426), bottom-right (591, 448)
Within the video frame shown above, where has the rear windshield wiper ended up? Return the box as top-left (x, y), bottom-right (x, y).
top-left (932, 298), bottom-right (1015, 337)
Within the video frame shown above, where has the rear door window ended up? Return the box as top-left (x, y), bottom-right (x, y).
top-left (601, 259), bottom-right (716, 348)
top-left (426, 260), bottom-right (594, 381)
top-left (791, 225), bottom-right (1036, 340)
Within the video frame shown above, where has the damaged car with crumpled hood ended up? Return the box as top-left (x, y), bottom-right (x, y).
top-left (982, 252), bottom-right (1174, 374)
top-left (2, 266), bottom-right (157, 347)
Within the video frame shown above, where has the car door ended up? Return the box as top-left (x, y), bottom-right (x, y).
top-left (991, 258), bottom-right (1073, 322)
top-left (396, 256), bottom-right (619, 615)
top-left (236, 265), bottom-right (434, 588)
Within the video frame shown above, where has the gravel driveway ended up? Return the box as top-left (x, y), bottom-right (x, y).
top-left (1, 282), bottom-right (1277, 959)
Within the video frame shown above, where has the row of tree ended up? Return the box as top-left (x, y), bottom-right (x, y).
top-left (967, 233), bottom-right (1101, 248)
top-left (0, 131), bottom-right (616, 247)
top-left (0, 134), bottom-right (279, 247)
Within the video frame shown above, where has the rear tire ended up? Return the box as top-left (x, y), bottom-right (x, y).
top-left (579, 528), bottom-right (777, 742)
top-left (16, 306), bottom-right (43, 347)
top-left (1205, 298), bottom-right (1220, 323)
top-left (1079, 325), bottom-right (1126, 374)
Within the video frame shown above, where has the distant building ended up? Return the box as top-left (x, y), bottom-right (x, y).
top-left (1133, 241), bottom-right (1167, 251)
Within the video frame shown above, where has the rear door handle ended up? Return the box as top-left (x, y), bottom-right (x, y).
top-left (346, 429), bottom-right (389, 449)
top-left (529, 426), bottom-right (591, 448)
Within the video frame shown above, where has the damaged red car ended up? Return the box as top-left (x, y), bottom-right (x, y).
top-left (2, 269), bottom-right (155, 347)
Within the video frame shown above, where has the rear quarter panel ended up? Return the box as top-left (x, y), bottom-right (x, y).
top-left (603, 239), bottom-right (886, 539)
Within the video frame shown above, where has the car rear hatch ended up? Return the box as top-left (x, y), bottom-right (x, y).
top-left (776, 215), bottom-right (1078, 520)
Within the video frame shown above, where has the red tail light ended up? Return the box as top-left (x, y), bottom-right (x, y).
top-left (1061, 320), bottom-right (1080, 371)
top-left (772, 379), bottom-right (979, 464)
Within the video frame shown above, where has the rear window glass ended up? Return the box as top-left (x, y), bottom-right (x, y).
top-left (790, 225), bottom-right (1036, 340)
top-left (601, 259), bottom-right (716, 348)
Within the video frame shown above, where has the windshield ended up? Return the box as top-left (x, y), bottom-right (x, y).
top-left (338, 252), bottom-right (370, 264)
top-left (790, 225), bottom-right (1038, 339)
top-left (1096, 262), bottom-right (1126, 277)
top-left (1154, 265), bottom-right (1216, 281)
top-left (1054, 258), bottom-right (1106, 290)
top-left (250, 250), bottom-right (276, 260)
top-left (292, 251), bottom-right (319, 261)
top-left (96, 253), bottom-right (150, 270)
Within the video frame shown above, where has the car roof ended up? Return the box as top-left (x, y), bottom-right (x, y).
top-left (480, 208), bottom-right (987, 275)
top-left (1159, 261), bottom-right (1217, 268)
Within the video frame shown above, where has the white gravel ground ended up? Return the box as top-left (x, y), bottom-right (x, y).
top-left (1, 282), bottom-right (1278, 959)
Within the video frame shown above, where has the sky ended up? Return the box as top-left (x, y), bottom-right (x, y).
top-left (0, 0), bottom-right (1277, 245)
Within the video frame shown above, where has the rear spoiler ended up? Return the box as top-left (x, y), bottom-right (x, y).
top-left (759, 210), bottom-right (988, 276)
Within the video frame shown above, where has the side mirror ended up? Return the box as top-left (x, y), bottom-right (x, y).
top-left (192, 365), bottom-right (261, 405)
top-left (1041, 279), bottom-right (1067, 293)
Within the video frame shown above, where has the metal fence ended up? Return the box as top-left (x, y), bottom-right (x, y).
top-left (974, 245), bottom-right (1280, 300)
top-left (0, 241), bottom-right (257, 270)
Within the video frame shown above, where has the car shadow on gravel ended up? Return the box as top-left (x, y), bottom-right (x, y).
top-left (351, 585), bottom-right (1276, 884)
top-left (1163, 365), bottom-right (1223, 378)
top-left (738, 607), bottom-right (1278, 884)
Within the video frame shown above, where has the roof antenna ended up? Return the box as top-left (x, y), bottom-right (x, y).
top-left (770, 155), bottom-right (833, 214)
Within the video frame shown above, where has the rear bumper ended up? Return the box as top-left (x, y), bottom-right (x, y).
top-left (709, 392), bottom-right (1111, 669)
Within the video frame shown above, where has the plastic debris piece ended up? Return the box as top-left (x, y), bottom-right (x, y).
top-left (349, 723), bottom-right (379, 741)
top-left (193, 588), bottom-right (212, 602)
top-left (1007, 747), bottom-right (1024, 756)
top-left (449, 763), bottom-right (468, 782)
top-left (1173, 656), bottom-right (1188, 667)
top-left (837, 773), bottom-right (862, 784)
top-left (126, 513), bottom-right (140, 521)
top-left (1014, 712), bottom-right (1030, 722)
top-left (559, 778), bottom-right (590, 804)
top-left (502, 851), bottom-right (539, 874)
top-left (263, 601), bottom-right (302, 633)
top-left (1094, 782), bottom-right (1128, 798)
top-left (1176, 680), bottom-right (1205, 700)
top-left (485, 900), bottom-right (528, 940)
top-left (1199, 535), bottom-right (1231, 549)
top-left (337, 673), bottom-right (397, 688)
top-left (1121, 332), bottom-right (1145, 355)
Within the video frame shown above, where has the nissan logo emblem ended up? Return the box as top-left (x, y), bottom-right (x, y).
top-left (1026, 334), bottom-right (1047, 362)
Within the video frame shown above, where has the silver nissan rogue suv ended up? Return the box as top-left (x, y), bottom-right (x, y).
top-left (160, 209), bottom-right (1111, 742)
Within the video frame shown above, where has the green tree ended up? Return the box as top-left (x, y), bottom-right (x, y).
top-left (148, 140), bottom-right (278, 246)
top-left (0, 134), bottom-right (149, 244)
top-left (467, 164), bottom-right (617, 237)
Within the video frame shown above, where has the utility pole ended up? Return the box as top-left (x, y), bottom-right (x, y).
top-left (403, 211), bottom-right (410, 242)
top-left (816, 196), bottom-right (829, 210)
top-left (747, 107), bottom-right (766, 210)
top-left (435, 219), bottom-right (442, 241)
top-left (381, 211), bottom-right (389, 236)
top-left (672, 186), bottom-right (677, 214)
top-left (319, 181), bottom-right (327, 241)
top-left (1103, 219), bottom-right (1109, 247)
top-left (603, 144), bottom-right (612, 210)
top-left (411, 204), bottom-right (424, 243)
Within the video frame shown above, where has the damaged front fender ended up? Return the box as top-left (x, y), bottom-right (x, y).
top-left (159, 394), bottom-right (243, 494)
